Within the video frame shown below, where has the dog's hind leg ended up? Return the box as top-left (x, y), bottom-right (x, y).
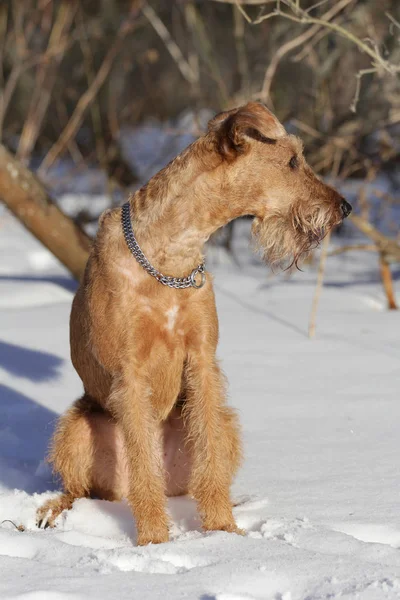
top-left (37, 394), bottom-right (123, 528)
top-left (37, 395), bottom-right (192, 532)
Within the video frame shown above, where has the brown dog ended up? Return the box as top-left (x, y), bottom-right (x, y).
top-left (37, 102), bottom-right (351, 545)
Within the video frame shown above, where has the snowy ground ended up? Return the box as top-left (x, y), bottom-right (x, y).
top-left (1, 205), bottom-right (400, 600)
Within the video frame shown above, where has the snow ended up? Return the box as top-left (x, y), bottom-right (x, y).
top-left (1, 205), bottom-right (400, 599)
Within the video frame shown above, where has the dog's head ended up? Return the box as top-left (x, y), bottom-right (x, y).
top-left (208, 102), bottom-right (351, 267)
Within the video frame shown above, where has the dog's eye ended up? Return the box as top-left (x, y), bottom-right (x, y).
top-left (289, 155), bottom-right (298, 169)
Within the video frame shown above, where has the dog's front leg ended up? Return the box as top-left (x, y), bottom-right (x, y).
top-left (185, 354), bottom-right (241, 535)
top-left (109, 373), bottom-right (169, 546)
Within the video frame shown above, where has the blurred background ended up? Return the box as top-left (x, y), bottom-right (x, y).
top-left (0, 0), bottom-right (399, 312)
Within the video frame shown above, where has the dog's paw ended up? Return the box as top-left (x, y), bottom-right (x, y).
top-left (36, 494), bottom-right (74, 530)
top-left (220, 523), bottom-right (246, 536)
top-left (226, 524), bottom-right (246, 536)
top-left (204, 521), bottom-right (245, 536)
top-left (36, 506), bottom-right (56, 530)
top-left (136, 525), bottom-right (170, 546)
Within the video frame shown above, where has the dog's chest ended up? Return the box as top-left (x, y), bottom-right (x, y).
top-left (138, 300), bottom-right (186, 339)
top-left (136, 301), bottom-right (187, 419)
top-left (115, 259), bottom-right (211, 353)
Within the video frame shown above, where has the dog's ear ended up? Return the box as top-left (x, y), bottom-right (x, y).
top-left (208, 102), bottom-right (286, 160)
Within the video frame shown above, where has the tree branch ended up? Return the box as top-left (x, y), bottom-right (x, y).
top-left (0, 144), bottom-right (91, 280)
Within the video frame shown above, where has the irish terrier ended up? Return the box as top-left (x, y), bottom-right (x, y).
top-left (37, 102), bottom-right (351, 545)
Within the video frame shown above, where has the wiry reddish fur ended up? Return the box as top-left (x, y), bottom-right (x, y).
top-left (37, 102), bottom-right (349, 545)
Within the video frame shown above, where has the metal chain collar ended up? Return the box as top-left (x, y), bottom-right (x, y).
top-left (121, 202), bottom-right (206, 289)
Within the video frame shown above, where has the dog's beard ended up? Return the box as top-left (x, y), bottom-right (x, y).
top-left (252, 203), bottom-right (337, 269)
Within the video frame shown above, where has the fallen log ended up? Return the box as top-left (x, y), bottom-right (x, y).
top-left (0, 145), bottom-right (91, 281)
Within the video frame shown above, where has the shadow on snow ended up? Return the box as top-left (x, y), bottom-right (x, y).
top-left (0, 273), bottom-right (78, 293)
top-left (0, 339), bottom-right (63, 382)
top-left (0, 383), bottom-right (59, 493)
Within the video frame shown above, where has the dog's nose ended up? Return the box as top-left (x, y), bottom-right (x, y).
top-left (340, 199), bottom-right (352, 218)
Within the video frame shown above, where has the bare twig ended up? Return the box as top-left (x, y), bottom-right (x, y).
top-left (234, 5), bottom-right (251, 100)
top-left (234, 1), bottom-right (253, 24)
top-left (17, 0), bottom-right (77, 161)
top-left (142, 3), bottom-right (197, 85)
top-left (1, 519), bottom-right (25, 532)
top-left (290, 118), bottom-right (324, 139)
top-left (386, 12), bottom-right (400, 33)
top-left (380, 255), bottom-right (398, 310)
top-left (179, 2), bottom-right (229, 106)
top-left (0, 3), bottom-right (8, 89)
top-left (11, 0), bottom-right (28, 59)
top-left (239, 0), bottom-right (400, 110)
top-left (258, 0), bottom-right (354, 102)
top-left (77, 6), bottom-right (107, 166)
top-left (328, 213), bottom-right (400, 311)
top-left (305, 0), bottom-right (331, 14)
top-left (292, 26), bottom-right (331, 62)
top-left (39, 1), bottom-right (140, 174)
top-left (350, 68), bottom-right (378, 113)
top-left (256, 3), bottom-right (399, 75)
top-left (210, 0), bottom-right (277, 4)
top-left (328, 243), bottom-right (377, 257)
top-left (0, 35), bottom-right (79, 142)
top-left (350, 214), bottom-right (400, 264)
top-left (54, 96), bottom-right (83, 164)
top-left (184, 2), bottom-right (201, 98)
